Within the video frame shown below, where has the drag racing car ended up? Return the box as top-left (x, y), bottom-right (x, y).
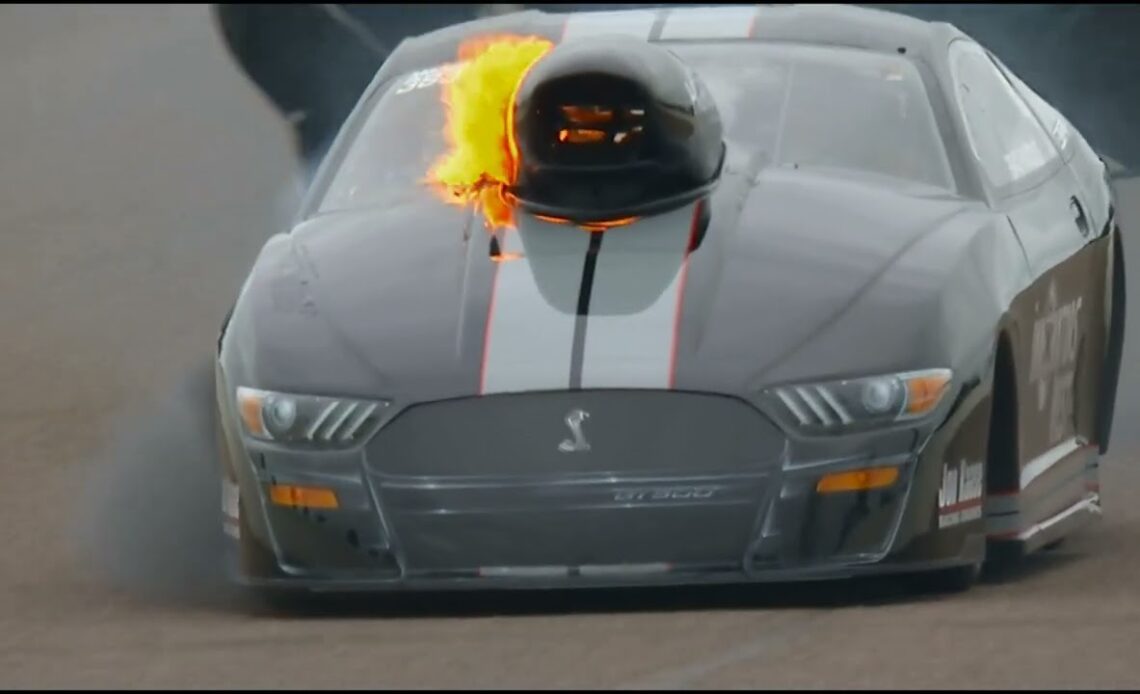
top-left (213, 4), bottom-right (1126, 596)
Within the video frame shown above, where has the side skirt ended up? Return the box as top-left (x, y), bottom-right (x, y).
top-left (984, 437), bottom-right (1102, 555)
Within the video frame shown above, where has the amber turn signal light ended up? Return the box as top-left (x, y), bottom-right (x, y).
top-left (905, 372), bottom-right (952, 416)
top-left (816, 466), bottom-right (900, 494)
top-left (269, 484), bottom-right (339, 510)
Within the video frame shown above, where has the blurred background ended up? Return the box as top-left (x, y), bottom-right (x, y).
top-left (2, 3), bottom-right (1139, 688)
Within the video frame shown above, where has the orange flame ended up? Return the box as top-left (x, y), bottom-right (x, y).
top-left (579, 216), bottom-right (640, 232)
top-left (426, 35), bottom-right (554, 231)
top-left (534, 212), bottom-right (641, 233)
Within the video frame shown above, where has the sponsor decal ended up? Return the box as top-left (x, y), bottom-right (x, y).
top-left (1029, 280), bottom-right (1083, 446)
top-left (938, 459), bottom-right (983, 528)
top-left (394, 63), bottom-right (465, 95)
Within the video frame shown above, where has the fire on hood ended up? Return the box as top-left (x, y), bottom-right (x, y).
top-left (425, 35), bottom-right (554, 232)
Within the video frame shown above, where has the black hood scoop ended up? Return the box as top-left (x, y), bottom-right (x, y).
top-left (509, 37), bottom-right (725, 223)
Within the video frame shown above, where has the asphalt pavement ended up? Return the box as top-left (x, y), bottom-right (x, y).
top-left (2, 5), bottom-right (1140, 688)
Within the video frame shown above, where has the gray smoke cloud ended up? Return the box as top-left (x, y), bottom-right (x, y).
top-left (73, 358), bottom-right (248, 610)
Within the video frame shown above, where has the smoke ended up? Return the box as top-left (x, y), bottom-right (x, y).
top-left (73, 358), bottom-right (247, 610)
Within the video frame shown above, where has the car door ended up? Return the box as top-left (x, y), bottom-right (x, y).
top-left (992, 51), bottom-right (1124, 460)
top-left (948, 39), bottom-right (1106, 530)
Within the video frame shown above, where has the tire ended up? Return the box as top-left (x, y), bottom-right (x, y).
top-left (982, 335), bottom-right (1022, 577)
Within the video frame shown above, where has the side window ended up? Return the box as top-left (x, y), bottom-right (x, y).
top-left (991, 58), bottom-right (1074, 159)
top-left (949, 41), bottom-right (1059, 194)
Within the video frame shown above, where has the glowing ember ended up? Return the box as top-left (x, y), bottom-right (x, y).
top-left (426, 35), bottom-right (554, 231)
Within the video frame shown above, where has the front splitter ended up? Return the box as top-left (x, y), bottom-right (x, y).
top-left (229, 542), bottom-right (983, 595)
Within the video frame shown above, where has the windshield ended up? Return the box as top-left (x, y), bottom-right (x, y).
top-left (315, 42), bottom-right (955, 215)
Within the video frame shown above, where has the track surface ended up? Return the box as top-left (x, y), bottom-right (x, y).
top-left (3, 6), bottom-right (1140, 688)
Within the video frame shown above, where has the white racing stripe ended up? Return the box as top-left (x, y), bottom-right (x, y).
top-left (658, 6), bottom-right (758, 40)
top-left (480, 202), bottom-right (699, 394)
top-left (480, 220), bottom-right (592, 395)
top-left (1020, 436), bottom-right (1089, 489)
top-left (561, 9), bottom-right (658, 42)
top-left (580, 203), bottom-right (698, 389)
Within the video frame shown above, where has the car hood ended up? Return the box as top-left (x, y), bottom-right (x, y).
top-left (235, 166), bottom-right (979, 403)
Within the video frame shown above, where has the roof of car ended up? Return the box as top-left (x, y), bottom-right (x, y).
top-left (377, 4), bottom-right (962, 83)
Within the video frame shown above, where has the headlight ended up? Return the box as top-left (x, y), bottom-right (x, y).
top-left (761, 368), bottom-right (952, 435)
top-left (236, 387), bottom-right (390, 447)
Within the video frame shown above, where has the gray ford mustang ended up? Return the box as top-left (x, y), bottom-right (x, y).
top-left (213, 4), bottom-right (1126, 596)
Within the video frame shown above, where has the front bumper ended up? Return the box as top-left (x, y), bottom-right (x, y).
top-left (218, 389), bottom-right (976, 592)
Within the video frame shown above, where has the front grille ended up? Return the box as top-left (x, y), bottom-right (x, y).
top-left (388, 503), bottom-right (765, 572)
top-left (364, 390), bottom-right (785, 477)
top-left (364, 391), bottom-right (783, 572)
